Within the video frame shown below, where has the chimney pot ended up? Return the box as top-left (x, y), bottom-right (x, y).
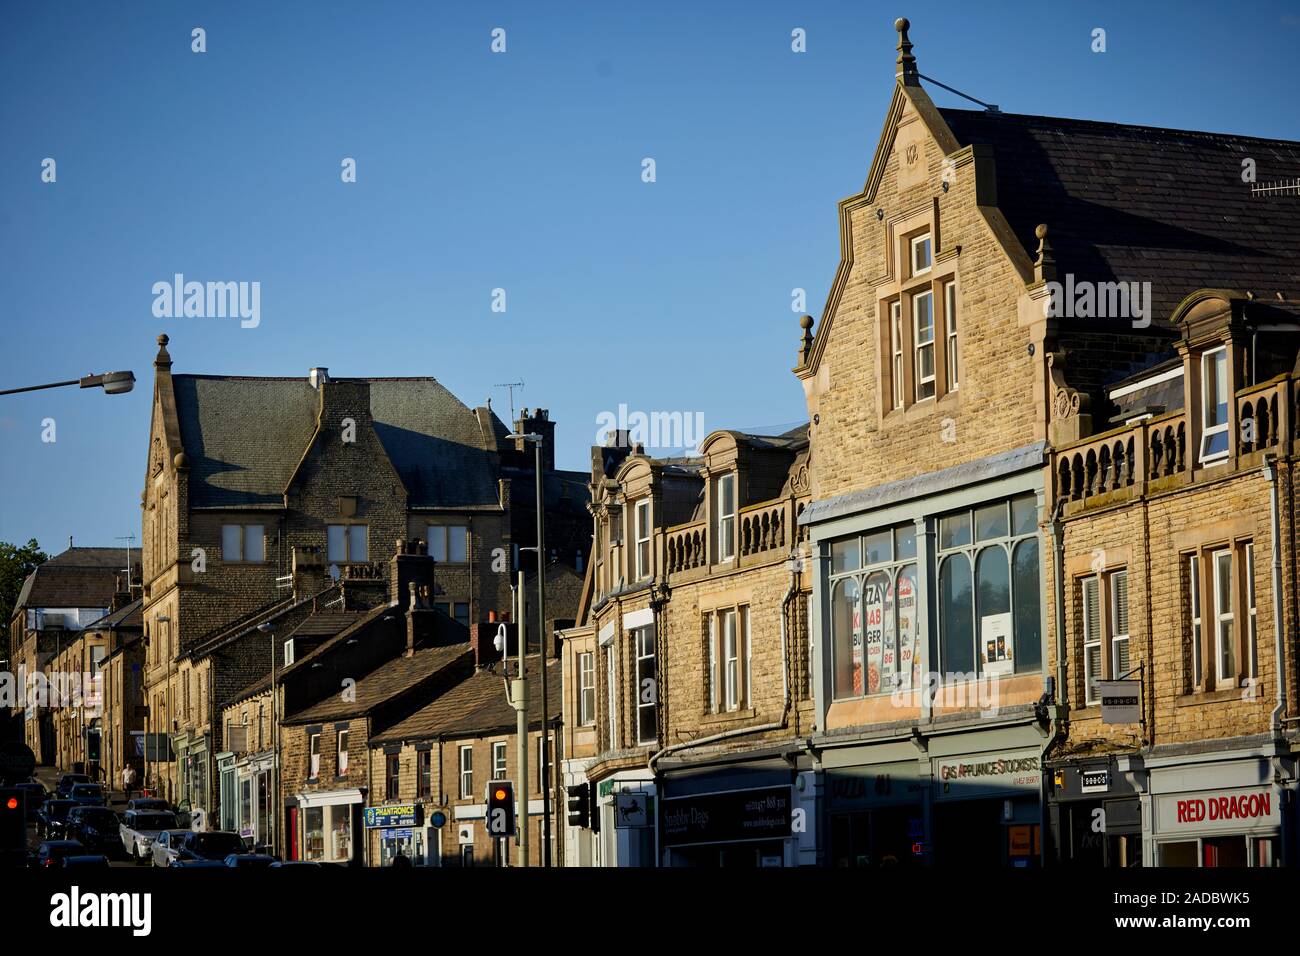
top-left (309, 367), bottom-right (330, 388)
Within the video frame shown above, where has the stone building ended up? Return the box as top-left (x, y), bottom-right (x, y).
top-left (7, 547), bottom-right (126, 766)
top-left (794, 19), bottom-right (1300, 868)
top-left (561, 423), bottom-right (816, 866)
top-left (366, 633), bottom-right (561, 867)
top-left (138, 333), bottom-right (586, 817)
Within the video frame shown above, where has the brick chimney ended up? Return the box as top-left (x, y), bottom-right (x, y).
top-left (404, 580), bottom-right (435, 657)
top-left (389, 537), bottom-right (435, 607)
top-left (515, 407), bottom-right (556, 473)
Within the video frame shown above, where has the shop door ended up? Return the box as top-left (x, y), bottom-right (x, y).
top-left (932, 800), bottom-right (1002, 865)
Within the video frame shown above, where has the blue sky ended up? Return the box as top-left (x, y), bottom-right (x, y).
top-left (1, 0), bottom-right (1297, 554)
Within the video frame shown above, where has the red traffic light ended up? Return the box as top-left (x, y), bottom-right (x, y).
top-left (4, 797), bottom-right (16, 810)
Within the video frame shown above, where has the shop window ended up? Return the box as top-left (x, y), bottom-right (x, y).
top-left (578, 652), bottom-right (595, 725)
top-left (386, 753), bottom-right (400, 800)
top-left (459, 746), bottom-right (473, 799)
top-left (492, 742), bottom-right (507, 780)
top-left (634, 626), bottom-right (657, 744)
top-left (830, 523), bottom-right (921, 699)
top-left (716, 474), bottom-right (736, 562)
top-left (417, 750), bottom-right (431, 799)
top-left (936, 497), bottom-right (1040, 680)
top-left (428, 525), bottom-right (468, 564)
top-left (304, 807), bottom-right (325, 861)
top-left (1203, 836), bottom-right (1248, 868)
top-left (221, 524), bottom-right (265, 563)
top-left (1199, 346), bottom-right (1230, 463)
top-left (328, 805), bottom-right (351, 862)
top-left (327, 524), bottom-right (368, 563)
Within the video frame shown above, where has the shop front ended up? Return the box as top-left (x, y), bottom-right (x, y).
top-left (1145, 749), bottom-right (1290, 867)
top-left (295, 788), bottom-right (364, 865)
top-left (928, 734), bottom-right (1044, 867)
top-left (366, 803), bottom-right (437, 866)
top-left (658, 758), bottom-right (808, 867)
top-left (1047, 757), bottom-right (1144, 867)
top-left (824, 744), bottom-right (927, 867)
top-left (234, 752), bottom-right (274, 851)
top-left (594, 770), bottom-right (657, 867)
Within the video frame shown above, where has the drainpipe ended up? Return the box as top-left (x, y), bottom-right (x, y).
top-left (648, 549), bottom-right (800, 776)
top-left (1041, 501), bottom-right (1070, 867)
top-left (1263, 456), bottom-right (1287, 735)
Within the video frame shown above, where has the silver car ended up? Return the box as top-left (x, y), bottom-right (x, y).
top-left (150, 829), bottom-right (193, 868)
top-left (120, 809), bottom-right (180, 864)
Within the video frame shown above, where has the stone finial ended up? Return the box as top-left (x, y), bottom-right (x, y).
top-left (798, 314), bottom-right (815, 366)
top-left (1033, 223), bottom-right (1056, 283)
top-left (895, 18), bottom-right (918, 85)
top-left (155, 333), bottom-right (172, 370)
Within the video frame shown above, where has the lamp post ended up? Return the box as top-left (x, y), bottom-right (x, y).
top-left (0, 371), bottom-right (135, 396)
top-left (507, 430), bottom-right (550, 866)
top-left (258, 621), bottom-right (278, 858)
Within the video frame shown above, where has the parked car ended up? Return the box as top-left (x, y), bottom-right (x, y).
top-left (174, 830), bottom-right (247, 863)
top-left (34, 840), bottom-right (84, 868)
top-left (150, 829), bottom-right (194, 868)
top-left (224, 853), bottom-right (276, 868)
top-left (65, 806), bottom-right (121, 853)
top-left (126, 797), bottom-right (171, 813)
top-left (14, 781), bottom-right (47, 821)
top-left (68, 783), bottom-right (107, 807)
top-left (55, 773), bottom-right (91, 799)
top-left (61, 854), bottom-right (110, 869)
top-left (36, 799), bottom-right (79, 839)
top-left (268, 860), bottom-right (342, 868)
top-left (170, 858), bottom-right (227, 869)
top-left (121, 809), bottom-right (179, 864)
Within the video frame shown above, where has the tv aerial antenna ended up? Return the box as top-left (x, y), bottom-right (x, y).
top-left (494, 381), bottom-right (525, 423)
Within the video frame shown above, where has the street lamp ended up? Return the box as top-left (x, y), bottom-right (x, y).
top-left (259, 621), bottom-right (279, 858)
top-left (506, 430), bottom-right (551, 866)
top-left (0, 371), bottom-right (135, 396)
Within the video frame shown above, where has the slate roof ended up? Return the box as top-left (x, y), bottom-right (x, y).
top-left (939, 108), bottom-right (1300, 325)
top-left (283, 641), bottom-right (472, 724)
top-left (371, 657), bottom-right (562, 744)
top-left (13, 547), bottom-right (131, 613)
top-left (86, 598), bottom-right (144, 632)
top-left (171, 375), bottom-right (500, 510)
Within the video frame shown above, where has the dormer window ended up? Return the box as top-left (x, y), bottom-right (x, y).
top-left (634, 499), bottom-right (651, 580)
top-left (717, 473), bottom-right (736, 562)
top-left (911, 233), bottom-right (932, 276)
top-left (1199, 346), bottom-right (1230, 463)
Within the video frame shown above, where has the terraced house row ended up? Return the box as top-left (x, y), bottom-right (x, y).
top-left (557, 20), bottom-right (1300, 868)
top-left (9, 20), bottom-right (1300, 868)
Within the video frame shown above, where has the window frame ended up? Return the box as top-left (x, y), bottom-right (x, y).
top-left (458, 745), bottom-right (473, 800)
top-left (912, 290), bottom-right (936, 402)
top-left (1189, 554), bottom-right (1203, 687)
top-left (1110, 570), bottom-right (1130, 681)
top-left (308, 732), bottom-right (321, 780)
top-left (327, 524), bottom-right (369, 564)
top-left (910, 233), bottom-right (932, 276)
top-left (634, 500), bottom-right (651, 581)
top-left (221, 523), bottom-right (266, 563)
top-left (1199, 346), bottom-right (1230, 464)
top-left (1212, 548), bottom-right (1236, 685)
top-left (337, 728), bottom-right (349, 776)
top-left (944, 281), bottom-right (959, 392)
top-left (1082, 576), bottom-right (1102, 706)
top-left (634, 626), bottom-right (657, 745)
top-left (428, 524), bottom-right (469, 564)
top-left (385, 752), bottom-right (400, 800)
top-left (890, 300), bottom-right (904, 410)
top-left (717, 473), bottom-right (737, 563)
top-left (492, 741), bottom-right (508, 781)
top-left (578, 652), bottom-right (595, 726)
top-left (417, 749), bottom-right (432, 799)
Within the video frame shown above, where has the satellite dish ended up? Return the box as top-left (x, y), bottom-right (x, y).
top-left (328, 564), bottom-right (341, 582)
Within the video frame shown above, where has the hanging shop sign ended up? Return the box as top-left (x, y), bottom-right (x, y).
top-left (660, 786), bottom-right (792, 847)
top-left (614, 792), bottom-right (652, 829)
top-left (1081, 769), bottom-right (1110, 794)
top-left (1098, 680), bottom-right (1142, 724)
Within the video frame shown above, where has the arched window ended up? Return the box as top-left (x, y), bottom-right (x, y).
top-left (1012, 539), bottom-right (1042, 673)
top-left (939, 554), bottom-right (974, 676)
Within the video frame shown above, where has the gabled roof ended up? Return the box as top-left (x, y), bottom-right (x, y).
top-left (939, 108), bottom-right (1300, 326)
top-left (170, 375), bottom-right (501, 510)
top-left (283, 641), bottom-right (472, 724)
top-left (370, 657), bottom-right (562, 744)
top-left (13, 547), bottom-right (129, 613)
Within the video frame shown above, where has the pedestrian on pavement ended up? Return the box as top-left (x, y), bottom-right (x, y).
top-left (122, 763), bottom-right (137, 803)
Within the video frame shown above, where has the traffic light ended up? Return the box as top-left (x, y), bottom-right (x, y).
top-left (486, 780), bottom-right (516, 837)
top-left (566, 782), bottom-right (599, 832)
top-left (566, 782), bottom-right (588, 829)
top-left (0, 788), bottom-right (25, 853)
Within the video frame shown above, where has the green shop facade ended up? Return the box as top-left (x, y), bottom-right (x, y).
top-left (803, 443), bottom-right (1053, 867)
